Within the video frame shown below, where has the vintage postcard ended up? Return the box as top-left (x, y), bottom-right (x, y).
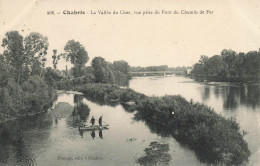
top-left (0, 0), bottom-right (260, 165)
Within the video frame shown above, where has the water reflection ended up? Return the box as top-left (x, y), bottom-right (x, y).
top-left (72, 96), bottom-right (106, 140)
top-left (75, 103), bottom-right (90, 121)
top-left (136, 141), bottom-right (171, 166)
top-left (241, 84), bottom-right (260, 109)
top-left (71, 94), bottom-right (91, 126)
top-left (78, 128), bottom-right (104, 139)
top-left (83, 95), bottom-right (120, 107)
top-left (74, 94), bottom-right (84, 104)
top-left (0, 115), bottom-right (52, 166)
top-left (202, 83), bottom-right (260, 110)
top-left (91, 131), bottom-right (95, 139)
top-left (99, 130), bottom-right (103, 139)
top-left (79, 129), bottom-right (83, 138)
top-left (222, 86), bottom-right (240, 110)
top-left (202, 86), bottom-right (210, 102)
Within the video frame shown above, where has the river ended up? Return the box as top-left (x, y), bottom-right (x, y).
top-left (0, 75), bottom-right (259, 166)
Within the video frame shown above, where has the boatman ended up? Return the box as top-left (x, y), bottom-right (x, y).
top-left (91, 116), bottom-right (95, 126)
top-left (99, 116), bottom-right (102, 126)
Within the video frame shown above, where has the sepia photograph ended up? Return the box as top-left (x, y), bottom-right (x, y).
top-left (0, 0), bottom-right (260, 165)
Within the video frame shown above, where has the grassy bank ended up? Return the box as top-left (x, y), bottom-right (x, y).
top-left (76, 83), bottom-right (250, 165)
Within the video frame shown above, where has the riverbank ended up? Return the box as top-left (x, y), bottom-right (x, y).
top-left (76, 83), bottom-right (250, 165)
top-left (187, 74), bottom-right (260, 83)
top-left (0, 87), bottom-right (57, 125)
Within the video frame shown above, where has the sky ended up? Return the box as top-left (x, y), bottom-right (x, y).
top-left (0, 0), bottom-right (260, 70)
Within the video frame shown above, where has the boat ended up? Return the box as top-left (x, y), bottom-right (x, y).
top-left (79, 125), bottom-right (109, 131)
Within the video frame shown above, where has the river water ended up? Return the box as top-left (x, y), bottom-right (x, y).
top-left (0, 75), bottom-right (259, 166)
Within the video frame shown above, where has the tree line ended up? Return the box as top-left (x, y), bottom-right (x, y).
top-left (0, 30), bottom-right (131, 122)
top-left (191, 49), bottom-right (260, 81)
top-left (130, 65), bottom-right (190, 72)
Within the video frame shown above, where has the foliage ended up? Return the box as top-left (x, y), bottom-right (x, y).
top-left (72, 64), bottom-right (86, 78)
top-left (44, 67), bottom-right (62, 87)
top-left (64, 40), bottom-right (89, 77)
top-left (91, 57), bottom-right (130, 85)
top-left (64, 40), bottom-right (88, 65)
top-left (0, 31), bottom-right (55, 122)
top-left (52, 49), bottom-right (60, 69)
top-left (91, 57), bottom-right (114, 84)
top-left (21, 76), bottom-right (54, 114)
top-left (24, 32), bottom-right (49, 69)
top-left (191, 49), bottom-right (260, 81)
top-left (1, 31), bottom-right (29, 83)
top-left (112, 60), bottom-right (130, 75)
top-left (76, 84), bottom-right (146, 104)
top-left (56, 76), bottom-right (94, 90)
top-left (130, 65), bottom-right (189, 72)
top-left (0, 74), bottom-right (54, 122)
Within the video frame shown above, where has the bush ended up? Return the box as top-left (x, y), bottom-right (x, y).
top-left (0, 75), bottom-right (55, 121)
top-left (56, 76), bottom-right (94, 90)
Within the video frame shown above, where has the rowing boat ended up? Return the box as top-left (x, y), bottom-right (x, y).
top-left (79, 125), bottom-right (109, 131)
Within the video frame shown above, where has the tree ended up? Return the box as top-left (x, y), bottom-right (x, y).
top-left (64, 40), bottom-right (89, 77)
top-left (72, 64), bottom-right (86, 78)
top-left (244, 51), bottom-right (260, 75)
top-left (91, 57), bottom-right (115, 84)
top-left (2, 31), bottom-right (28, 83)
top-left (204, 55), bottom-right (225, 76)
top-left (91, 57), bottom-right (107, 83)
top-left (191, 63), bottom-right (204, 76)
top-left (24, 32), bottom-right (49, 76)
top-left (0, 58), bottom-right (12, 87)
top-left (221, 49), bottom-right (237, 76)
top-left (52, 49), bottom-right (60, 69)
top-left (199, 55), bottom-right (209, 65)
top-left (191, 48), bottom-right (260, 80)
top-left (113, 60), bottom-right (130, 75)
top-left (44, 67), bottom-right (62, 87)
top-left (0, 59), bottom-right (22, 118)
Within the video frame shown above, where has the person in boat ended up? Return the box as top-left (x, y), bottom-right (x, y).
top-left (98, 116), bottom-right (102, 126)
top-left (91, 116), bottom-right (95, 126)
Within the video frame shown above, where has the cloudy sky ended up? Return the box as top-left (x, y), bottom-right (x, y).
top-left (0, 0), bottom-right (260, 69)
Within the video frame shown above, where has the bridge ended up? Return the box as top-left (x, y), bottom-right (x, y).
top-left (130, 70), bottom-right (186, 77)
